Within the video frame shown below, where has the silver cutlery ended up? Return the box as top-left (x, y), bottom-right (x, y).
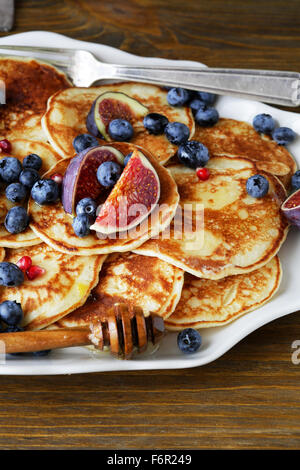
top-left (0, 44), bottom-right (299, 106)
top-left (0, 0), bottom-right (14, 32)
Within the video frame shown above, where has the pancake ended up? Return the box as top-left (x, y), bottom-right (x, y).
top-left (0, 243), bottom-right (106, 331)
top-left (134, 155), bottom-right (288, 279)
top-left (0, 56), bottom-right (70, 135)
top-left (194, 118), bottom-right (297, 188)
top-left (0, 139), bottom-right (62, 247)
top-left (28, 143), bottom-right (179, 256)
top-left (51, 252), bottom-right (184, 330)
top-left (5, 114), bottom-right (48, 144)
top-left (41, 82), bottom-right (195, 164)
top-left (165, 256), bottom-right (281, 330)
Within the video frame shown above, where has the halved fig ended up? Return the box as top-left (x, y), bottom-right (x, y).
top-left (90, 149), bottom-right (160, 234)
top-left (86, 91), bottom-right (149, 141)
top-left (281, 188), bottom-right (300, 228)
top-left (62, 145), bottom-right (124, 215)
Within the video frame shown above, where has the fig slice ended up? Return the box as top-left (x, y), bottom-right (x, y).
top-left (281, 188), bottom-right (300, 228)
top-left (62, 145), bottom-right (124, 215)
top-left (90, 149), bottom-right (160, 234)
top-left (86, 91), bottom-right (149, 141)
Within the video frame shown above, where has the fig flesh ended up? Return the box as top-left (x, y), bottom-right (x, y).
top-left (62, 145), bottom-right (124, 215)
top-left (281, 188), bottom-right (300, 228)
top-left (86, 91), bottom-right (148, 141)
top-left (90, 149), bottom-right (160, 234)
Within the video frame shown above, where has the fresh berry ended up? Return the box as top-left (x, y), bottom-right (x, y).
top-left (31, 179), bottom-right (60, 205)
top-left (19, 168), bottom-right (39, 189)
top-left (0, 262), bottom-right (24, 287)
top-left (164, 122), bottom-right (190, 145)
top-left (22, 153), bottom-right (42, 171)
top-left (143, 113), bottom-right (169, 135)
top-left (291, 170), bottom-right (300, 191)
top-left (253, 113), bottom-right (275, 134)
top-left (124, 152), bottom-right (133, 166)
top-left (4, 206), bottom-right (29, 234)
top-left (5, 325), bottom-right (24, 333)
top-left (50, 173), bottom-right (63, 185)
top-left (33, 349), bottom-right (51, 357)
top-left (246, 174), bottom-right (269, 198)
top-left (177, 328), bottom-right (202, 354)
top-left (26, 265), bottom-right (45, 281)
top-left (97, 161), bottom-right (122, 188)
top-left (72, 214), bottom-right (91, 237)
top-left (195, 105), bottom-right (219, 126)
top-left (108, 119), bottom-right (134, 141)
top-left (167, 88), bottom-right (190, 107)
top-left (76, 197), bottom-right (97, 220)
top-left (72, 133), bottom-right (99, 154)
top-left (196, 167), bottom-right (210, 181)
top-left (0, 301), bottom-right (23, 326)
top-left (178, 141), bottom-right (210, 168)
top-left (189, 98), bottom-right (206, 115)
top-left (0, 139), bottom-right (12, 153)
top-left (5, 182), bottom-right (27, 203)
top-left (17, 256), bottom-right (32, 272)
top-left (196, 91), bottom-right (216, 105)
top-left (272, 127), bottom-right (296, 145)
top-left (0, 157), bottom-right (22, 183)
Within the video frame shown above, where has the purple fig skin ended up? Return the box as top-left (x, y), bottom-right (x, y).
top-left (62, 148), bottom-right (91, 214)
top-left (86, 100), bottom-right (103, 138)
top-left (281, 188), bottom-right (300, 228)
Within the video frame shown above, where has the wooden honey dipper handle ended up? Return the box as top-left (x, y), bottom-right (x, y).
top-left (0, 304), bottom-right (165, 359)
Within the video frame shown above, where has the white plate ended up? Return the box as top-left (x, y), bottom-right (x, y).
top-left (0, 31), bottom-right (299, 375)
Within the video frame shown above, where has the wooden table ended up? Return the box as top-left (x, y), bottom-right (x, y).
top-left (0, 0), bottom-right (299, 450)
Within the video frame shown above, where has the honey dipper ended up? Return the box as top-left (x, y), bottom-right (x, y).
top-left (0, 304), bottom-right (165, 359)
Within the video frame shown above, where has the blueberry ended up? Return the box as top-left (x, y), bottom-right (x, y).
top-left (291, 170), bottom-right (300, 191)
top-left (164, 122), bottom-right (190, 145)
top-left (0, 262), bottom-right (24, 287)
top-left (246, 174), bottom-right (269, 198)
top-left (76, 198), bottom-right (97, 220)
top-left (0, 157), bottom-right (22, 183)
top-left (5, 183), bottom-right (27, 203)
top-left (177, 328), bottom-right (202, 354)
top-left (177, 141), bottom-right (210, 168)
top-left (73, 133), bottom-right (99, 153)
top-left (0, 301), bottom-right (23, 326)
top-left (97, 161), bottom-right (122, 188)
top-left (272, 127), bottom-right (296, 145)
top-left (195, 105), bottom-right (219, 126)
top-left (5, 206), bottom-right (29, 234)
top-left (32, 349), bottom-right (51, 357)
top-left (19, 168), bottom-right (39, 189)
top-left (124, 152), bottom-right (133, 166)
top-left (143, 113), bottom-right (169, 135)
top-left (23, 153), bottom-right (42, 171)
top-left (189, 98), bottom-right (206, 115)
top-left (72, 214), bottom-right (91, 238)
top-left (253, 113), bottom-right (275, 134)
top-left (31, 179), bottom-right (60, 205)
top-left (5, 325), bottom-right (24, 333)
top-left (167, 88), bottom-right (190, 107)
top-left (108, 119), bottom-right (133, 141)
top-left (197, 91), bottom-right (217, 105)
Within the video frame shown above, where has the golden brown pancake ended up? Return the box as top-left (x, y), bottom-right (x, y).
top-left (0, 225), bottom-right (41, 248)
top-left (0, 57), bottom-right (70, 135)
top-left (134, 155), bottom-right (289, 279)
top-left (5, 114), bottom-right (48, 144)
top-left (194, 118), bottom-right (297, 187)
top-left (51, 252), bottom-right (184, 329)
top-left (28, 143), bottom-right (179, 255)
top-left (0, 243), bottom-right (106, 330)
top-left (166, 256), bottom-right (281, 329)
top-left (41, 82), bottom-right (194, 163)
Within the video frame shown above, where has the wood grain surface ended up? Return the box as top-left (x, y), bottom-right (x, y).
top-left (0, 0), bottom-right (300, 450)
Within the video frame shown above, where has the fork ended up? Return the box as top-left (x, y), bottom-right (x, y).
top-left (0, 45), bottom-right (299, 106)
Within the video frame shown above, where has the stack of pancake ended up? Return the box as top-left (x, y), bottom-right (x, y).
top-left (0, 57), bottom-right (293, 335)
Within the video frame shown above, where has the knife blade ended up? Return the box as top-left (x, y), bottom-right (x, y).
top-left (0, 0), bottom-right (14, 32)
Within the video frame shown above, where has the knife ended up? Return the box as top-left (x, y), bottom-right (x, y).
top-left (0, 0), bottom-right (14, 32)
